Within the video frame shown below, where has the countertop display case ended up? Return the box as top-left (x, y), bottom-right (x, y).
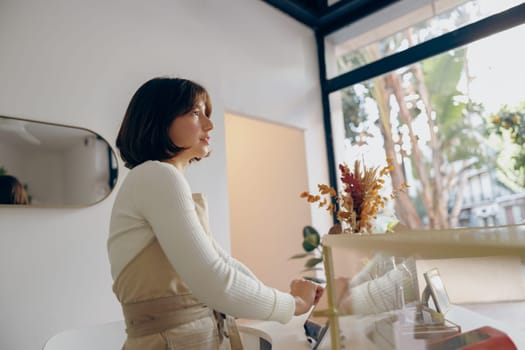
top-left (311, 224), bottom-right (525, 350)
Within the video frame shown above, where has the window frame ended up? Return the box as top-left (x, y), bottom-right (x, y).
top-left (316, 3), bottom-right (525, 203)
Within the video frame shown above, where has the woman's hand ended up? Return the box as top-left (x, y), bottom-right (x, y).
top-left (290, 279), bottom-right (324, 316)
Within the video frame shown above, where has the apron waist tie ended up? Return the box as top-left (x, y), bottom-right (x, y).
top-left (122, 295), bottom-right (244, 349)
top-left (213, 311), bottom-right (244, 350)
top-left (122, 295), bottom-right (210, 338)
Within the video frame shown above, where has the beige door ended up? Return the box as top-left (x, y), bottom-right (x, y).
top-left (225, 113), bottom-right (310, 291)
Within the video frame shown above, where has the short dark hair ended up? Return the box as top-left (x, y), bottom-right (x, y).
top-left (0, 175), bottom-right (29, 205)
top-left (116, 77), bottom-right (212, 169)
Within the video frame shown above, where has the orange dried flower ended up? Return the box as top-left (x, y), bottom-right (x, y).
top-left (301, 159), bottom-right (402, 234)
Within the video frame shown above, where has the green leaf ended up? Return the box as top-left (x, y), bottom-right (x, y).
top-left (386, 219), bottom-right (399, 233)
top-left (302, 225), bottom-right (319, 238)
top-left (302, 233), bottom-right (320, 252)
top-left (289, 252), bottom-right (313, 259)
top-left (301, 267), bottom-right (324, 272)
top-left (305, 257), bottom-right (323, 268)
top-left (303, 276), bottom-right (326, 284)
top-left (301, 226), bottom-right (320, 252)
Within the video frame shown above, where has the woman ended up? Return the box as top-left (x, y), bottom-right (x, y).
top-left (108, 77), bottom-right (322, 349)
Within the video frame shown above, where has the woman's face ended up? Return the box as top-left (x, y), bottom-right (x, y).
top-left (168, 99), bottom-right (213, 161)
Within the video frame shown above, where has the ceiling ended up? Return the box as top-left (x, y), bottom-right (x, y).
top-left (260, 0), bottom-right (400, 35)
top-left (0, 117), bottom-right (95, 152)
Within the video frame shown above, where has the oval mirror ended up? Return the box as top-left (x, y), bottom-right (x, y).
top-left (0, 116), bottom-right (118, 207)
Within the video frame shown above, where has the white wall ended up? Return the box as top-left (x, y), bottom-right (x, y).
top-left (0, 1), bottom-right (329, 349)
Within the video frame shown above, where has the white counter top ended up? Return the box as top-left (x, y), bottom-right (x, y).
top-left (238, 313), bottom-right (312, 350)
top-left (238, 304), bottom-right (525, 349)
top-left (446, 305), bottom-right (525, 350)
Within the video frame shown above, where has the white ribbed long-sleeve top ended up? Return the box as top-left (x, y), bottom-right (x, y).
top-left (108, 160), bottom-right (295, 324)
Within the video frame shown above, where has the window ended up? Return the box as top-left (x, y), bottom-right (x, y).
top-left (324, 0), bottom-right (522, 78)
top-left (328, 22), bottom-right (525, 229)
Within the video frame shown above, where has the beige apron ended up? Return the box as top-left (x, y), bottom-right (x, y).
top-left (113, 194), bottom-right (243, 350)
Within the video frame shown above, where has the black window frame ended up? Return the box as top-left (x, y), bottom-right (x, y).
top-left (316, 2), bottom-right (525, 199)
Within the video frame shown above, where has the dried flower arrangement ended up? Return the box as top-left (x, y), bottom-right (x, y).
top-left (301, 158), bottom-right (406, 234)
top-left (292, 158), bottom-right (406, 272)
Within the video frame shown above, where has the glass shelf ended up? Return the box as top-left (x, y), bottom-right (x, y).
top-left (315, 223), bottom-right (525, 349)
top-left (322, 224), bottom-right (525, 259)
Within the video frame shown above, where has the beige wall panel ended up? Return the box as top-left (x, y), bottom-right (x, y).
top-left (225, 113), bottom-right (311, 292)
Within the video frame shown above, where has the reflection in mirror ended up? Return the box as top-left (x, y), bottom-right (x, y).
top-left (0, 116), bottom-right (118, 207)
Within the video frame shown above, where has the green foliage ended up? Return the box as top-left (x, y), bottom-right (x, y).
top-left (302, 225), bottom-right (320, 252)
top-left (303, 276), bottom-right (326, 284)
top-left (290, 225), bottom-right (324, 271)
top-left (0, 166), bottom-right (6, 176)
top-left (337, 35), bottom-right (492, 228)
top-left (424, 49), bottom-right (465, 101)
top-left (338, 50), bottom-right (374, 142)
top-left (289, 252), bottom-right (312, 259)
top-left (422, 48), bottom-right (486, 162)
top-left (305, 257), bottom-right (323, 268)
top-left (341, 86), bottom-right (368, 141)
top-left (303, 225), bottom-right (319, 238)
top-left (487, 105), bottom-right (525, 187)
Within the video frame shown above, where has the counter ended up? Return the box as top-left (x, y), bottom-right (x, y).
top-left (239, 304), bottom-right (525, 349)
